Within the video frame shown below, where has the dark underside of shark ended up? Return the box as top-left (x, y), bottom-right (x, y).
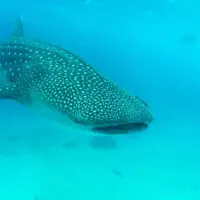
top-left (0, 17), bottom-right (153, 134)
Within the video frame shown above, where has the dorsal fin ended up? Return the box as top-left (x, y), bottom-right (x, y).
top-left (12, 16), bottom-right (24, 37)
top-left (10, 16), bottom-right (24, 41)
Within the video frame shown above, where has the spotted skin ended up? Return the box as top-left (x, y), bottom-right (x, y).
top-left (0, 18), bottom-right (153, 133)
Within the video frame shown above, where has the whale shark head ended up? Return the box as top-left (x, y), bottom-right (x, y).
top-left (91, 96), bottom-right (153, 134)
top-left (0, 17), bottom-right (153, 135)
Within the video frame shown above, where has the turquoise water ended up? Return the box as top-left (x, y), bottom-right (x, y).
top-left (0, 1), bottom-right (200, 200)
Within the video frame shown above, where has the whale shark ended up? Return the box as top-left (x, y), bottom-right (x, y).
top-left (0, 17), bottom-right (153, 134)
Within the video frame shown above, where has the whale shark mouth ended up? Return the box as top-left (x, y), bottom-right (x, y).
top-left (92, 122), bottom-right (148, 134)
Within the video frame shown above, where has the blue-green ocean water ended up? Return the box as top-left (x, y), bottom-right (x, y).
top-left (0, 0), bottom-right (200, 200)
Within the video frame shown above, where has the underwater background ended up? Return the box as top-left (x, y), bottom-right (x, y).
top-left (0, 0), bottom-right (200, 199)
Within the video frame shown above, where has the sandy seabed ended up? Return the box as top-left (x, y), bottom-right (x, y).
top-left (0, 102), bottom-right (199, 200)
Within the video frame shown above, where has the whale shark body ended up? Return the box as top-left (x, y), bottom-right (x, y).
top-left (0, 18), bottom-right (153, 134)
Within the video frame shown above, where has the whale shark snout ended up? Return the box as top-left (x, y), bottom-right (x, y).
top-left (88, 96), bottom-right (153, 134)
top-left (70, 90), bottom-right (153, 134)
